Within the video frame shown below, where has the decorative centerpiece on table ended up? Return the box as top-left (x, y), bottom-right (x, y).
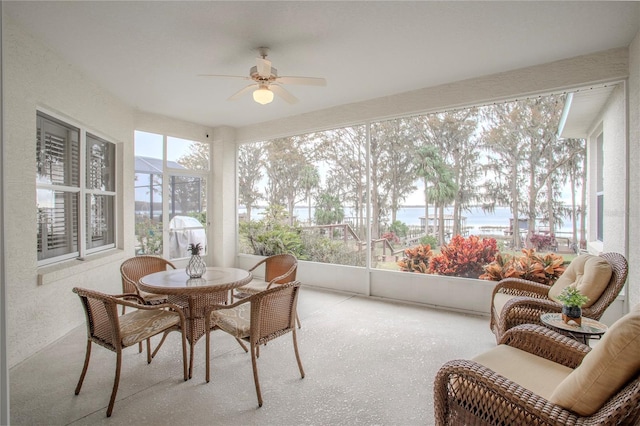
top-left (557, 286), bottom-right (589, 326)
top-left (185, 243), bottom-right (206, 278)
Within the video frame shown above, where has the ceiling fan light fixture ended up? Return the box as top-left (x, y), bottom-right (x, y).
top-left (253, 86), bottom-right (274, 105)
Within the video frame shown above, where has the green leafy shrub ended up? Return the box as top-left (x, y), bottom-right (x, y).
top-left (419, 234), bottom-right (438, 247)
top-left (389, 220), bottom-right (409, 237)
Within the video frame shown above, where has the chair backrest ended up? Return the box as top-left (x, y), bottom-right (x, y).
top-left (264, 254), bottom-right (297, 284)
top-left (250, 281), bottom-right (301, 346)
top-left (120, 256), bottom-right (176, 294)
top-left (73, 287), bottom-right (121, 351)
top-left (585, 252), bottom-right (628, 318)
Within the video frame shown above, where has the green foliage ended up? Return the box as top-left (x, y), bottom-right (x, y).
top-left (389, 220), bottom-right (409, 237)
top-left (239, 205), bottom-right (306, 258)
top-left (300, 233), bottom-right (366, 266)
top-left (188, 211), bottom-right (206, 226)
top-left (557, 286), bottom-right (589, 307)
top-left (419, 234), bottom-right (438, 247)
top-left (314, 192), bottom-right (344, 225)
top-left (135, 218), bottom-right (162, 255)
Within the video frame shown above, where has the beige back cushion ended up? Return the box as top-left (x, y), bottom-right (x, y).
top-left (548, 254), bottom-right (612, 308)
top-left (549, 304), bottom-right (640, 416)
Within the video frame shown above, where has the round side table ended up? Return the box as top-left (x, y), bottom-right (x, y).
top-left (540, 312), bottom-right (608, 345)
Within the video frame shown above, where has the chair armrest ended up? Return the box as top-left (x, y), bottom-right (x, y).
top-left (500, 324), bottom-right (590, 368)
top-left (248, 257), bottom-right (268, 273)
top-left (112, 296), bottom-right (187, 325)
top-left (112, 293), bottom-right (145, 304)
top-left (492, 278), bottom-right (551, 299)
top-left (434, 359), bottom-right (580, 426)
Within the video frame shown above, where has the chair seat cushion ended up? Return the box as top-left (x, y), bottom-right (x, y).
top-left (550, 304), bottom-right (640, 416)
top-left (235, 279), bottom-right (269, 295)
top-left (210, 303), bottom-right (251, 338)
top-left (139, 290), bottom-right (168, 304)
top-left (547, 254), bottom-right (612, 308)
top-left (492, 292), bottom-right (515, 321)
top-left (472, 344), bottom-right (573, 400)
top-left (119, 309), bottom-right (180, 347)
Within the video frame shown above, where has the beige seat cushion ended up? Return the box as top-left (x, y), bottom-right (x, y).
top-left (210, 303), bottom-right (251, 339)
top-left (472, 345), bottom-right (573, 400)
top-left (492, 292), bottom-right (516, 321)
top-left (548, 254), bottom-right (612, 308)
top-left (119, 309), bottom-right (180, 347)
top-left (550, 304), bottom-right (640, 416)
top-left (236, 279), bottom-right (269, 295)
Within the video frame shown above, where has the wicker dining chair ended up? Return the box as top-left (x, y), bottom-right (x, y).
top-left (72, 287), bottom-right (187, 417)
top-left (233, 254), bottom-right (300, 327)
top-left (120, 255), bottom-right (176, 314)
top-left (490, 252), bottom-right (628, 343)
top-left (204, 281), bottom-right (304, 407)
top-left (435, 312), bottom-right (640, 426)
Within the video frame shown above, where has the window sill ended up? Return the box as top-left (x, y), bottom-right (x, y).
top-left (37, 249), bottom-right (127, 286)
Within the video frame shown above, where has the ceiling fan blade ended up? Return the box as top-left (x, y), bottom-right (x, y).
top-left (277, 76), bottom-right (327, 86)
top-left (228, 84), bottom-right (257, 101)
top-left (256, 58), bottom-right (272, 78)
top-left (270, 84), bottom-right (299, 104)
top-left (198, 74), bottom-right (251, 81)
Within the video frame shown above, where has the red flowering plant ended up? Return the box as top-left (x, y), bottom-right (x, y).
top-left (429, 235), bottom-right (498, 278)
top-left (397, 244), bottom-right (433, 273)
top-left (381, 231), bottom-right (401, 245)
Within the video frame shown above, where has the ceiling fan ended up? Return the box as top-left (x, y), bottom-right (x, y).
top-left (199, 47), bottom-right (326, 105)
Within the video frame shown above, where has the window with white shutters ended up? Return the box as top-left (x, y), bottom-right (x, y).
top-left (36, 112), bottom-right (116, 264)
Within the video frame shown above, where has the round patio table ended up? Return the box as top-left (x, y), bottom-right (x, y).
top-left (540, 312), bottom-right (607, 345)
top-left (139, 267), bottom-right (252, 378)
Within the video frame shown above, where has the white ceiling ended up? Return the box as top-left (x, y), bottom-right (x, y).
top-left (4, 1), bottom-right (639, 129)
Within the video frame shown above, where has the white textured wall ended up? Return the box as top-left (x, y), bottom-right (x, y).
top-left (3, 18), bottom-right (134, 367)
top-left (628, 30), bottom-right (640, 311)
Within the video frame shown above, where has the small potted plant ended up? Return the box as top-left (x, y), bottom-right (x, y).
top-left (185, 243), bottom-right (206, 278)
top-left (557, 286), bottom-right (589, 326)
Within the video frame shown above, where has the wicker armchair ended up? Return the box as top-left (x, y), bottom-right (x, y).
top-left (234, 254), bottom-right (300, 327)
top-left (204, 281), bottom-right (304, 407)
top-left (434, 322), bottom-right (640, 425)
top-left (120, 255), bottom-right (176, 314)
top-left (72, 287), bottom-right (187, 417)
top-left (490, 252), bottom-right (628, 343)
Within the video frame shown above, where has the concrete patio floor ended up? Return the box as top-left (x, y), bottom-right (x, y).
top-left (9, 286), bottom-right (496, 425)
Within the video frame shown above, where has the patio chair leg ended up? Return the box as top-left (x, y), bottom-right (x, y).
top-left (138, 341), bottom-right (143, 353)
top-left (235, 337), bottom-right (248, 353)
top-left (250, 345), bottom-right (263, 407)
top-left (151, 330), bottom-right (171, 359)
top-left (296, 313), bottom-right (301, 329)
top-left (292, 329), bottom-right (305, 379)
top-left (74, 340), bottom-right (92, 395)
top-left (106, 350), bottom-right (123, 417)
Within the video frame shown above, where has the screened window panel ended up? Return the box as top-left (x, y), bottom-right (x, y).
top-left (36, 115), bottom-right (79, 187)
top-left (86, 194), bottom-right (115, 249)
top-left (86, 134), bottom-right (115, 191)
top-left (168, 175), bottom-right (207, 259)
top-left (37, 191), bottom-right (79, 260)
top-left (167, 136), bottom-right (210, 171)
top-left (168, 176), bottom-right (207, 219)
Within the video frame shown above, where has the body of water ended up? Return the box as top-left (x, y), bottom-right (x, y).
top-left (242, 205), bottom-right (576, 236)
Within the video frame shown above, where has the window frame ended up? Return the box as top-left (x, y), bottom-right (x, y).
top-left (36, 110), bottom-right (117, 266)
